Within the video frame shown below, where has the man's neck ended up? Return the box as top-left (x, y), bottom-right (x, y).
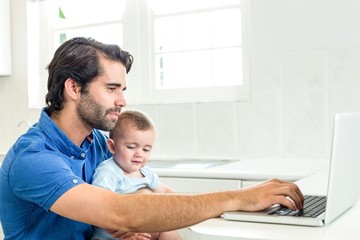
top-left (50, 109), bottom-right (92, 147)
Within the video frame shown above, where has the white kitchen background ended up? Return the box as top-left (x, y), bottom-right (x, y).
top-left (1, 0), bottom-right (360, 163)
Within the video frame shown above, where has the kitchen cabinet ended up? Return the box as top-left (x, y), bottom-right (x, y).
top-left (160, 177), bottom-right (271, 193)
top-left (159, 177), bottom-right (242, 240)
top-left (241, 180), bottom-right (262, 188)
top-left (0, 0), bottom-right (12, 75)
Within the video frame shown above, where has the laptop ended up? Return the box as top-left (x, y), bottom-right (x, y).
top-left (223, 112), bottom-right (360, 227)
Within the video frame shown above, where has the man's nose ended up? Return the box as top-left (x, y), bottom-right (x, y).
top-left (116, 92), bottom-right (127, 107)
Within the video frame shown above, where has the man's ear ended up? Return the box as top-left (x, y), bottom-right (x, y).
top-left (64, 78), bottom-right (81, 100)
top-left (107, 138), bottom-right (116, 154)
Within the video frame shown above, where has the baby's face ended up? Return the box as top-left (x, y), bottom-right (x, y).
top-left (112, 126), bottom-right (155, 175)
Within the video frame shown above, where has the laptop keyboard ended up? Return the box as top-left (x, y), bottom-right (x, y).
top-left (268, 195), bottom-right (327, 218)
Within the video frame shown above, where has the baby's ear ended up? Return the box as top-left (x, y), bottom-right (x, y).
top-left (106, 138), bottom-right (116, 154)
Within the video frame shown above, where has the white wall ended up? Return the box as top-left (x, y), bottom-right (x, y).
top-left (1, 0), bottom-right (360, 162)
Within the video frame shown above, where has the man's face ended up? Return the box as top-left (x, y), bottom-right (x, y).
top-left (77, 58), bottom-right (127, 131)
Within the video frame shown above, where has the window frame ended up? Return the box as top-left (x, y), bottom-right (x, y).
top-left (123, 0), bottom-right (251, 105)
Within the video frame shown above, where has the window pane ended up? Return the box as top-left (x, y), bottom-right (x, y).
top-left (153, 2), bottom-right (242, 90)
top-left (212, 47), bottom-right (243, 86)
top-left (182, 50), bottom-right (212, 88)
top-left (49, 0), bottom-right (124, 55)
top-left (53, 23), bottom-right (123, 50)
top-left (156, 50), bottom-right (214, 89)
top-left (155, 53), bottom-right (183, 89)
top-left (52, 0), bottom-right (125, 27)
top-left (182, 12), bottom-right (212, 50)
top-left (155, 8), bottom-right (241, 52)
top-left (154, 16), bottom-right (182, 52)
top-left (151, 0), bottom-right (241, 15)
top-left (211, 9), bottom-right (242, 48)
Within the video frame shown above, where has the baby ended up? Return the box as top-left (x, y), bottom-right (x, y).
top-left (91, 110), bottom-right (181, 240)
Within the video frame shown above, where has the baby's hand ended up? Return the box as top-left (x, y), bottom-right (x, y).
top-left (109, 230), bottom-right (152, 240)
top-left (134, 188), bottom-right (154, 194)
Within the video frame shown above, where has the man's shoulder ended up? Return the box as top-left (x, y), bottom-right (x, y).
top-left (13, 128), bottom-right (48, 154)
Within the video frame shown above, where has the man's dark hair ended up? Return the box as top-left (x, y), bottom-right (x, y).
top-left (45, 37), bottom-right (134, 115)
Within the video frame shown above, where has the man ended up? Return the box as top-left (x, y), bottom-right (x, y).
top-left (0, 37), bottom-right (304, 240)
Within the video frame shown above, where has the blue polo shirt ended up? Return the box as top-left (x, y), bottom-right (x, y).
top-left (0, 109), bottom-right (111, 240)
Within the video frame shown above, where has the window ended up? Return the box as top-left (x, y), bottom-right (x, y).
top-left (50, 0), bottom-right (124, 50)
top-left (27, 0), bottom-right (250, 108)
top-left (153, 1), bottom-right (243, 89)
top-left (125, 0), bottom-right (250, 104)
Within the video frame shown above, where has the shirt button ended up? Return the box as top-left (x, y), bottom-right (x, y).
top-left (80, 153), bottom-right (86, 158)
top-left (70, 155), bottom-right (74, 159)
top-left (72, 179), bottom-right (78, 184)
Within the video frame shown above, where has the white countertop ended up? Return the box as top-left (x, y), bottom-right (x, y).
top-left (189, 201), bottom-right (360, 240)
top-left (1, 157), bottom-right (329, 182)
top-left (151, 158), bottom-right (329, 181)
top-left (1, 154), bottom-right (329, 182)
top-left (188, 168), bottom-right (360, 240)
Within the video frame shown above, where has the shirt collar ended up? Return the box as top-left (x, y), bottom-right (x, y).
top-left (38, 108), bottom-right (94, 160)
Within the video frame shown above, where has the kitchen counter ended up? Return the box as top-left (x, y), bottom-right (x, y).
top-left (1, 156), bottom-right (329, 182)
top-left (150, 158), bottom-right (329, 181)
top-left (188, 169), bottom-right (360, 240)
top-left (150, 158), bottom-right (330, 239)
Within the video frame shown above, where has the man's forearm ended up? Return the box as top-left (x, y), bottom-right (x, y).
top-left (51, 179), bottom-right (303, 233)
top-left (114, 191), bottom-right (238, 232)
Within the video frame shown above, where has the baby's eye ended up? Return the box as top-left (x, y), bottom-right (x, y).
top-left (143, 148), bottom-right (151, 152)
top-left (127, 145), bottom-right (136, 149)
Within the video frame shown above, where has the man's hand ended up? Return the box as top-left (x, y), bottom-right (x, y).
top-left (240, 178), bottom-right (304, 211)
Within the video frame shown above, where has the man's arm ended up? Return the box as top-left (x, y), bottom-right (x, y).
top-left (50, 178), bottom-right (303, 233)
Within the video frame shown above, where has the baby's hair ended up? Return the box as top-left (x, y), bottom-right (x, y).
top-left (110, 110), bottom-right (155, 139)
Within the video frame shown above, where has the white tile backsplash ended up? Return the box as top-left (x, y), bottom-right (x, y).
top-left (196, 102), bottom-right (238, 158)
top-left (328, 87), bottom-right (360, 116)
top-left (127, 48), bottom-right (360, 161)
top-left (250, 54), bottom-right (281, 90)
top-left (329, 48), bottom-right (360, 87)
top-left (237, 91), bottom-right (282, 158)
top-left (282, 90), bottom-right (327, 158)
top-left (281, 51), bottom-right (326, 89)
top-left (157, 104), bottom-right (197, 158)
